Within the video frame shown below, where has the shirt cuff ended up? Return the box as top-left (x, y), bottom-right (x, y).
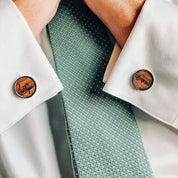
top-left (0, 0), bottom-right (63, 133)
top-left (103, 0), bottom-right (178, 129)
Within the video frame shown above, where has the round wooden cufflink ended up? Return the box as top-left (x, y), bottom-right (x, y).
top-left (14, 76), bottom-right (37, 98)
top-left (132, 70), bottom-right (153, 90)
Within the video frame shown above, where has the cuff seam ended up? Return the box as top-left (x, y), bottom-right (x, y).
top-left (0, 85), bottom-right (63, 134)
top-left (103, 85), bottom-right (178, 129)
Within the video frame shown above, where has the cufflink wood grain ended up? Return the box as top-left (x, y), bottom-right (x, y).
top-left (132, 70), bottom-right (153, 90)
top-left (14, 76), bottom-right (36, 98)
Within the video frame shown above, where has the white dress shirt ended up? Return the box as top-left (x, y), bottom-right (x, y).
top-left (0, 0), bottom-right (178, 177)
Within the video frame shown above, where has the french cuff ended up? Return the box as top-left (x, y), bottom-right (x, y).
top-left (0, 0), bottom-right (63, 133)
top-left (103, 0), bottom-right (178, 129)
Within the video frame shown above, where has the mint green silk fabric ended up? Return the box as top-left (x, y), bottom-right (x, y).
top-left (48, 0), bottom-right (153, 177)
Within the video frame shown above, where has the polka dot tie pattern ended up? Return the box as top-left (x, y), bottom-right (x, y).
top-left (48, 0), bottom-right (153, 177)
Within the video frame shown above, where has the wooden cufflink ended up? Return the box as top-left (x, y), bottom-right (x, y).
top-left (14, 76), bottom-right (37, 98)
top-left (132, 70), bottom-right (153, 90)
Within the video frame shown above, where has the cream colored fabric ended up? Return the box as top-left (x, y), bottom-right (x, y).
top-left (0, 0), bottom-right (63, 133)
top-left (135, 108), bottom-right (178, 178)
top-left (103, 0), bottom-right (178, 129)
top-left (0, 102), bottom-right (61, 178)
top-left (0, 1), bottom-right (63, 176)
top-left (0, 18), bottom-right (62, 177)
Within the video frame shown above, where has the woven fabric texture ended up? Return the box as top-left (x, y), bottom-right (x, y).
top-left (48, 0), bottom-right (153, 177)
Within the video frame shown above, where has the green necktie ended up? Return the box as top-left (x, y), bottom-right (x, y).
top-left (48, 0), bottom-right (153, 177)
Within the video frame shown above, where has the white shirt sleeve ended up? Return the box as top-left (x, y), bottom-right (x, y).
top-left (103, 0), bottom-right (178, 129)
top-left (0, 0), bottom-right (63, 133)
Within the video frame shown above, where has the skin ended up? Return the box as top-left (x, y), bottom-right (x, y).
top-left (12, 0), bottom-right (145, 48)
top-left (12, 0), bottom-right (61, 38)
top-left (84, 0), bottom-right (145, 47)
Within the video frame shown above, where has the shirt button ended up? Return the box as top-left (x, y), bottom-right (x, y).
top-left (14, 76), bottom-right (37, 98)
top-left (132, 69), bottom-right (153, 90)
